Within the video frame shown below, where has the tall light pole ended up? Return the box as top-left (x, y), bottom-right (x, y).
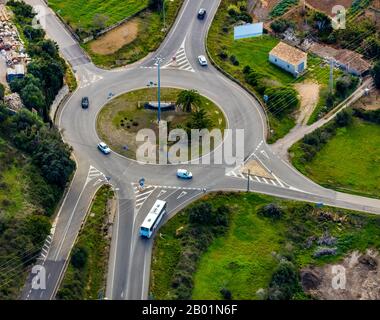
top-left (154, 56), bottom-right (164, 123)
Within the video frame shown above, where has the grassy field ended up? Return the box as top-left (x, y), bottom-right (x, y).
top-left (207, 0), bottom-right (340, 143)
top-left (290, 118), bottom-right (380, 199)
top-left (150, 192), bottom-right (380, 300)
top-left (97, 88), bottom-right (226, 160)
top-left (49, 0), bottom-right (148, 34)
top-left (57, 185), bottom-right (114, 300)
top-left (83, 0), bottom-right (183, 68)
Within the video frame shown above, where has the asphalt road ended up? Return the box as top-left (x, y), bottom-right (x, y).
top-left (21, 0), bottom-right (380, 300)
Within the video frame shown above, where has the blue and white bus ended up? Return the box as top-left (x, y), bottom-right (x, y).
top-left (140, 200), bottom-right (167, 238)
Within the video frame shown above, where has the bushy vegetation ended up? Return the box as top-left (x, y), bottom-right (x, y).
top-left (151, 201), bottom-right (231, 299)
top-left (270, 19), bottom-right (295, 33)
top-left (0, 106), bottom-right (74, 298)
top-left (372, 62), bottom-right (380, 89)
top-left (8, 1), bottom-right (67, 121)
top-left (269, 0), bottom-right (299, 18)
top-left (151, 192), bottom-right (380, 300)
top-left (353, 108), bottom-right (380, 125)
top-left (57, 185), bottom-right (114, 300)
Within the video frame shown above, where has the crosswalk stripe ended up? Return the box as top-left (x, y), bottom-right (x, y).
top-left (254, 176), bottom-right (260, 182)
top-left (271, 179), bottom-right (277, 186)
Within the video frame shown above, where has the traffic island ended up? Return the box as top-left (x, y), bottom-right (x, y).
top-left (96, 87), bottom-right (227, 162)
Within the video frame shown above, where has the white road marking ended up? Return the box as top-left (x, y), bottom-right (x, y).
top-left (177, 191), bottom-right (187, 200)
top-left (157, 190), bottom-right (167, 198)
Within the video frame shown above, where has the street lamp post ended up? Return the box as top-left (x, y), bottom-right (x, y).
top-left (154, 56), bottom-right (164, 123)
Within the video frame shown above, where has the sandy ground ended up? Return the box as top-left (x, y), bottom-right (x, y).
top-left (241, 160), bottom-right (273, 178)
top-left (301, 249), bottom-right (380, 300)
top-left (90, 20), bottom-right (138, 55)
top-left (294, 81), bottom-right (320, 125)
top-left (354, 88), bottom-right (380, 111)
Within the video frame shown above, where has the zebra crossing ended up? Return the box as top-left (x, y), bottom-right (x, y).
top-left (86, 165), bottom-right (107, 186)
top-left (133, 184), bottom-right (157, 210)
top-left (226, 168), bottom-right (289, 189)
top-left (162, 45), bottom-right (194, 72)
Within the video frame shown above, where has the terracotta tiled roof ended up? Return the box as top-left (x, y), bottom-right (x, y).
top-left (269, 41), bottom-right (307, 65)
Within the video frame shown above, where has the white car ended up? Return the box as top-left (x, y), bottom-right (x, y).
top-left (176, 169), bottom-right (193, 179)
top-left (198, 55), bottom-right (208, 66)
top-left (98, 142), bottom-right (111, 154)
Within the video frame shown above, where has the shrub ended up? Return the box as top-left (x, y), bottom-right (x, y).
top-left (218, 50), bottom-right (228, 60)
top-left (268, 260), bottom-right (300, 300)
top-left (220, 287), bottom-right (232, 299)
top-left (372, 61), bottom-right (380, 89)
top-left (229, 55), bottom-right (239, 66)
top-left (265, 86), bottom-right (300, 117)
top-left (258, 203), bottom-right (284, 219)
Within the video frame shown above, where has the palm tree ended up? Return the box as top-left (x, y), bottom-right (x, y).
top-left (188, 107), bottom-right (212, 130)
top-left (176, 89), bottom-right (202, 112)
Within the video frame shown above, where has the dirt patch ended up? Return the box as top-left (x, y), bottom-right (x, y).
top-left (301, 249), bottom-right (380, 300)
top-left (90, 19), bottom-right (138, 55)
top-left (354, 88), bottom-right (380, 111)
top-left (294, 81), bottom-right (320, 125)
top-left (252, 0), bottom-right (281, 20)
top-left (306, 0), bottom-right (353, 17)
top-left (241, 160), bottom-right (273, 178)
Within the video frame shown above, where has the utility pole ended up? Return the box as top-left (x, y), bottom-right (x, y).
top-left (154, 56), bottom-right (164, 123)
top-left (329, 58), bottom-right (334, 93)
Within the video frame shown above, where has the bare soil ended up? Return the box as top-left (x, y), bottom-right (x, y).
top-left (301, 249), bottom-right (380, 300)
top-left (306, 0), bottom-right (354, 17)
top-left (354, 88), bottom-right (380, 111)
top-left (241, 160), bottom-right (273, 178)
top-left (90, 20), bottom-right (138, 55)
top-left (294, 81), bottom-right (320, 125)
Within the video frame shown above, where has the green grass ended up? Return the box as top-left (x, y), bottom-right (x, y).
top-left (82, 0), bottom-right (183, 68)
top-left (207, 0), bottom-right (343, 142)
top-left (150, 192), bottom-right (380, 300)
top-left (58, 185), bottom-right (114, 300)
top-left (49, 0), bottom-right (148, 33)
top-left (290, 118), bottom-right (380, 199)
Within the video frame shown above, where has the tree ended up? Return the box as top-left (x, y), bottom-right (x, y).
top-left (335, 109), bottom-right (352, 127)
top-left (176, 89), bottom-right (202, 112)
top-left (268, 260), bottom-right (300, 300)
top-left (20, 82), bottom-right (46, 113)
top-left (71, 246), bottom-right (88, 269)
top-left (0, 83), bottom-right (4, 101)
top-left (148, 0), bottom-right (163, 11)
top-left (187, 107), bottom-right (212, 130)
top-left (372, 61), bottom-right (380, 89)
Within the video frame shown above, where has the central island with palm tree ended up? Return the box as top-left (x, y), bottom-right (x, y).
top-left (96, 87), bottom-right (226, 161)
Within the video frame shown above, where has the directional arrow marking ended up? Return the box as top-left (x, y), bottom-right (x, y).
top-left (157, 190), bottom-right (167, 198)
top-left (177, 191), bottom-right (187, 200)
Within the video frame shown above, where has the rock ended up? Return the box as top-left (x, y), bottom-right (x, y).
top-left (301, 268), bottom-right (322, 290)
top-left (314, 247), bottom-right (337, 257)
top-left (359, 255), bottom-right (378, 270)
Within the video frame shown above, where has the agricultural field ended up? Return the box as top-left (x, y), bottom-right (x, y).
top-left (290, 117), bottom-right (380, 199)
top-left (150, 192), bottom-right (380, 300)
top-left (48, 0), bottom-right (148, 37)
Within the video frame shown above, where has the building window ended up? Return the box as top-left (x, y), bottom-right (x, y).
top-left (275, 58), bottom-right (277, 62)
top-left (287, 65), bottom-right (289, 68)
